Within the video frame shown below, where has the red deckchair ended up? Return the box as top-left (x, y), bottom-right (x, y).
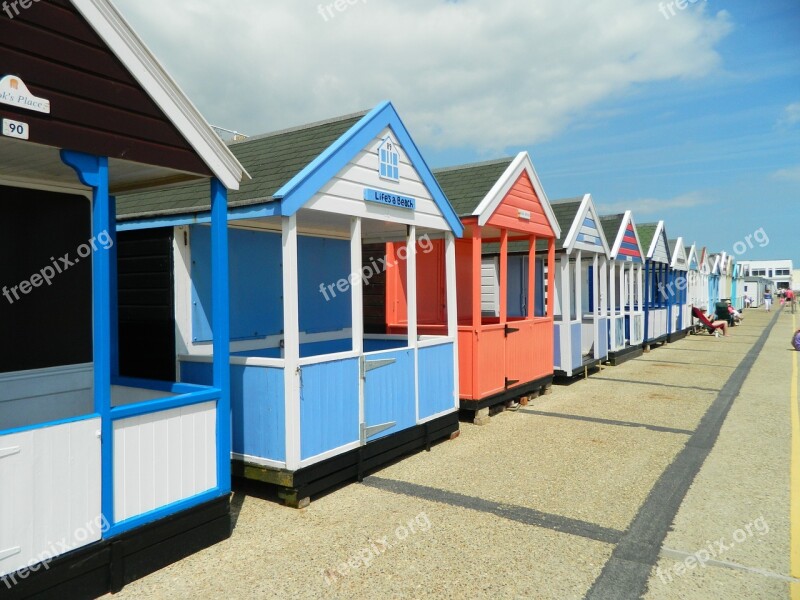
top-left (692, 307), bottom-right (725, 337)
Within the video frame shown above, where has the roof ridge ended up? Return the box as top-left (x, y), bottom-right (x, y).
top-left (434, 157), bottom-right (515, 174)
top-left (228, 109), bottom-right (370, 145)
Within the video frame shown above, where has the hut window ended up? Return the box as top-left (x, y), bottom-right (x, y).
top-left (379, 137), bottom-right (400, 182)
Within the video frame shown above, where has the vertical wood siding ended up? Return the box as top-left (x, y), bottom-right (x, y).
top-left (418, 344), bottom-right (456, 419)
top-left (299, 359), bottom-right (359, 460)
top-left (363, 349), bottom-right (415, 442)
top-left (0, 418), bottom-right (101, 577)
top-left (113, 402), bottom-right (217, 523)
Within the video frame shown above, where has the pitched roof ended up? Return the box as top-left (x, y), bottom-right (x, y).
top-left (433, 158), bottom-right (515, 217)
top-left (117, 111), bottom-right (366, 220)
top-left (637, 222), bottom-right (658, 254)
top-left (73, 0), bottom-right (246, 190)
top-left (599, 214), bottom-right (625, 245)
top-left (550, 197), bottom-right (585, 233)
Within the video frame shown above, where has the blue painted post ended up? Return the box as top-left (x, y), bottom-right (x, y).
top-left (210, 178), bottom-right (231, 494)
top-left (61, 151), bottom-right (114, 529)
top-left (643, 261), bottom-right (650, 342)
top-left (109, 196), bottom-right (119, 379)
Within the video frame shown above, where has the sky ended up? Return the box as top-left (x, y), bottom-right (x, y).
top-left (114, 0), bottom-right (800, 266)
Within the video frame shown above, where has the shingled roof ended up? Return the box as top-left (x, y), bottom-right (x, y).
top-left (637, 222), bottom-right (658, 255)
top-left (549, 197), bottom-right (585, 234)
top-left (433, 158), bottom-right (514, 217)
top-left (599, 214), bottom-right (625, 248)
top-left (117, 111), bottom-right (367, 220)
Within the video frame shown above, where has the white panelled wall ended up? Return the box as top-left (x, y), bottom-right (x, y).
top-left (113, 402), bottom-right (217, 523)
top-left (0, 418), bottom-right (101, 578)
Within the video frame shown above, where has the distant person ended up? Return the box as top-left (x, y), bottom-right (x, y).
top-left (764, 288), bottom-right (772, 312)
top-left (786, 289), bottom-right (796, 314)
top-left (793, 329), bottom-right (800, 351)
top-left (727, 301), bottom-right (743, 323)
top-left (744, 295), bottom-right (752, 309)
top-left (706, 311), bottom-right (730, 337)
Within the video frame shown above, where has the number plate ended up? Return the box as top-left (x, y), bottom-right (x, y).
top-left (2, 118), bottom-right (29, 140)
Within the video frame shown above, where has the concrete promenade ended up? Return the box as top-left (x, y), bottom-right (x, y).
top-left (108, 307), bottom-right (799, 599)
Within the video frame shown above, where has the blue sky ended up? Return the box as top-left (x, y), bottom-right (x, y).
top-left (116, 0), bottom-right (800, 265)
top-left (518, 0), bottom-right (800, 266)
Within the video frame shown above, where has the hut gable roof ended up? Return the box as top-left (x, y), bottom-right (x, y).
top-left (119, 101), bottom-right (464, 235)
top-left (600, 211), bottom-right (644, 263)
top-left (553, 194), bottom-right (610, 256)
top-left (435, 152), bottom-right (561, 238)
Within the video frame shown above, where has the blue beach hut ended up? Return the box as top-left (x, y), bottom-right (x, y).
top-left (118, 103), bottom-right (464, 508)
top-left (598, 212), bottom-right (645, 365)
top-left (667, 237), bottom-right (690, 341)
top-left (637, 221), bottom-right (672, 350)
top-left (549, 196), bottom-right (611, 377)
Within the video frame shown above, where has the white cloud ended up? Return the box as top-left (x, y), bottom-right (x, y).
top-left (114, 0), bottom-right (732, 151)
top-left (771, 165), bottom-right (800, 182)
top-left (778, 102), bottom-right (800, 127)
top-left (599, 192), bottom-right (711, 215)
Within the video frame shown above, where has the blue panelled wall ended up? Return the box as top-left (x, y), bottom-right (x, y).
top-left (191, 225), bottom-right (352, 343)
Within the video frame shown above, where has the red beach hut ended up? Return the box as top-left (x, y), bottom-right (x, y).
top-left (386, 153), bottom-right (561, 423)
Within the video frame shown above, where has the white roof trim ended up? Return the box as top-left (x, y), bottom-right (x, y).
top-left (685, 243), bottom-right (699, 271)
top-left (608, 210), bottom-right (644, 261)
top-left (646, 220), bottom-right (667, 261)
top-left (563, 193), bottom-right (611, 256)
top-left (670, 236), bottom-right (688, 270)
top-left (474, 152), bottom-right (562, 238)
top-left (71, 0), bottom-right (248, 190)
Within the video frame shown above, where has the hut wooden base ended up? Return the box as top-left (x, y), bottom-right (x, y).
top-left (643, 335), bottom-right (669, 353)
top-left (458, 375), bottom-right (554, 423)
top-left (667, 328), bottom-right (690, 343)
top-left (234, 412), bottom-right (460, 508)
top-left (3, 497), bottom-right (231, 600)
top-left (606, 345), bottom-right (645, 366)
top-left (554, 359), bottom-right (603, 380)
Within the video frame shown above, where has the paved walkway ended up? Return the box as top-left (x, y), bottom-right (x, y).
top-left (108, 307), bottom-right (798, 599)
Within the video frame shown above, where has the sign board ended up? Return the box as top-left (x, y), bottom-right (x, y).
top-left (518, 209), bottom-right (531, 221)
top-left (2, 118), bottom-right (29, 140)
top-left (364, 188), bottom-right (416, 211)
top-left (0, 75), bottom-right (51, 114)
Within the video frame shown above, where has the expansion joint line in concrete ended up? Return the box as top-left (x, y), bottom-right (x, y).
top-left (661, 547), bottom-right (800, 583)
top-left (584, 309), bottom-right (783, 600)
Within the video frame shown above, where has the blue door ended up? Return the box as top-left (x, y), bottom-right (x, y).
top-left (361, 349), bottom-right (416, 443)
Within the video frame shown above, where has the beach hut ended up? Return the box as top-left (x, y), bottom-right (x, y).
top-left (118, 103), bottom-right (464, 508)
top-left (0, 1), bottom-right (245, 595)
top-left (667, 238), bottom-right (690, 341)
top-left (720, 253), bottom-right (734, 302)
top-left (731, 260), bottom-right (745, 310)
top-left (685, 243), bottom-right (704, 330)
top-left (637, 222), bottom-right (672, 350)
top-left (385, 154), bottom-right (561, 421)
top-left (598, 212), bottom-right (645, 365)
top-left (709, 253), bottom-right (725, 308)
top-left (547, 196), bottom-right (611, 377)
top-left (699, 247), bottom-right (718, 312)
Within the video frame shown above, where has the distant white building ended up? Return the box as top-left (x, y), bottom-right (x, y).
top-left (738, 259), bottom-right (794, 290)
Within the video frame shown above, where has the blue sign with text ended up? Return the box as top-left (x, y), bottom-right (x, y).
top-left (363, 188), bottom-right (416, 211)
